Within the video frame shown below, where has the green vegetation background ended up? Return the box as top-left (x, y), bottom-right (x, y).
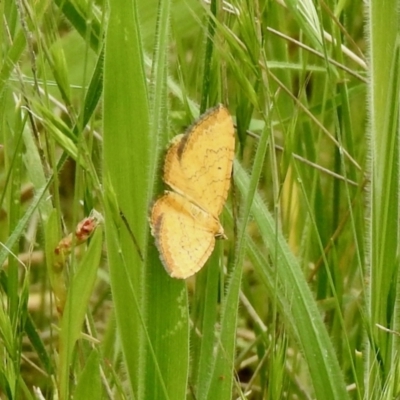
top-left (0, 0), bottom-right (398, 399)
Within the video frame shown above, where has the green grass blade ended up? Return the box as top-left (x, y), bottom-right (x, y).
top-left (284, 0), bottom-right (322, 49)
top-left (103, 0), bottom-right (150, 397)
top-left (0, 185), bottom-right (49, 269)
top-left (74, 350), bottom-right (102, 400)
top-left (58, 227), bottom-right (103, 398)
top-left (234, 160), bottom-right (349, 400)
top-left (54, 0), bottom-right (102, 52)
top-left (365, 0), bottom-right (400, 396)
